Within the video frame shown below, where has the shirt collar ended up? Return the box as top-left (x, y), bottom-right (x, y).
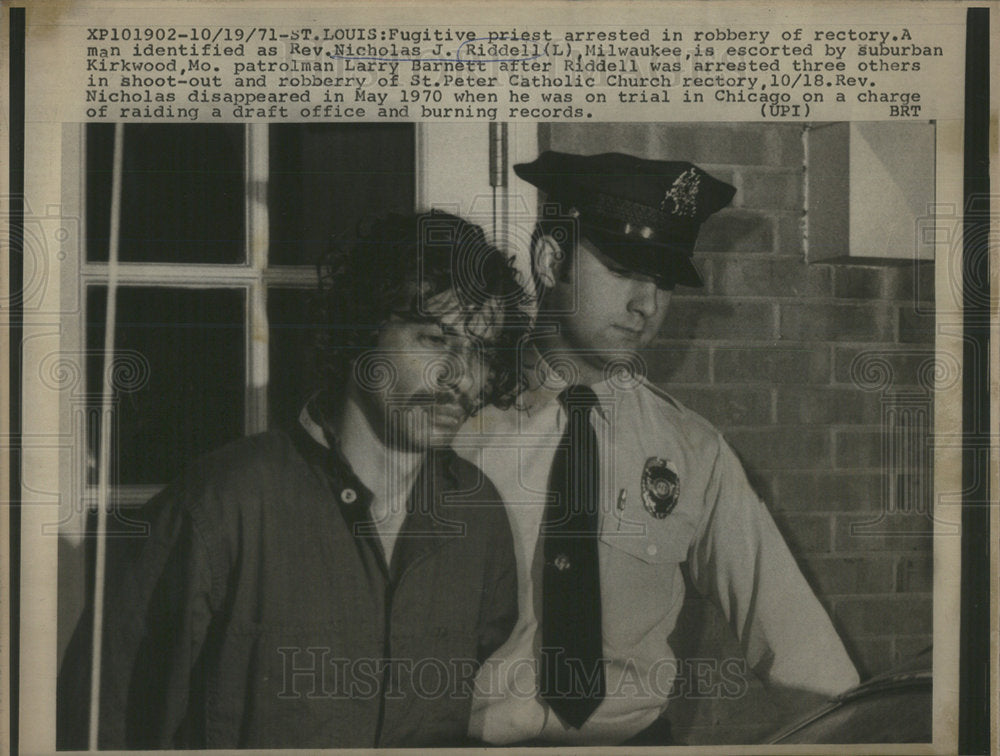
top-left (297, 398), bottom-right (374, 508)
top-left (300, 395), bottom-right (461, 488)
top-left (296, 400), bottom-right (461, 552)
top-left (522, 351), bottom-right (617, 421)
top-left (299, 401), bottom-right (329, 449)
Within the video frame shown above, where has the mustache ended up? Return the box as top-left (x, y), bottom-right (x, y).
top-left (403, 390), bottom-right (475, 416)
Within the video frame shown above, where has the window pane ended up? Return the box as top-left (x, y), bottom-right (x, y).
top-left (87, 286), bottom-right (245, 484)
top-left (267, 287), bottom-right (317, 430)
top-left (268, 124), bottom-right (415, 266)
top-left (87, 124), bottom-right (245, 264)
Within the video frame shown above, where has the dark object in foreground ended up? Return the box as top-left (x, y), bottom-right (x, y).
top-left (768, 647), bottom-right (932, 745)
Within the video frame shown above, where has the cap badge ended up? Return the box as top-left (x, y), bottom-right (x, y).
top-left (659, 168), bottom-right (701, 218)
top-left (641, 457), bottom-right (680, 518)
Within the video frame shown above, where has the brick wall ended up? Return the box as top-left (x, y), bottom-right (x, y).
top-left (543, 122), bottom-right (935, 744)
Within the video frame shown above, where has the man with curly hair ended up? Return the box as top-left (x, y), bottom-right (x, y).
top-left (59, 212), bottom-right (531, 749)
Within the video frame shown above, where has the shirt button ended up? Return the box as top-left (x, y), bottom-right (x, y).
top-left (553, 553), bottom-right (572, 572)
top-left (340, 488), bottom-right (357, 504)
top-left (646, 544), bottom-right (658, 556)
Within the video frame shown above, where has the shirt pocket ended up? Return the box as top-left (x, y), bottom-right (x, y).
top-left (599, 486), bottom-right (695, 564)
top-left (597, 493), bottom-right (693, 650)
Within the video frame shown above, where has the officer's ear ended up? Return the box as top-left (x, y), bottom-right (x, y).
top-left (531, 234), bottom-right (563, 290)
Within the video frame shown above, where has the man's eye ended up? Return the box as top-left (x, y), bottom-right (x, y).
top-left (419, 333), bottom-right (447, 347)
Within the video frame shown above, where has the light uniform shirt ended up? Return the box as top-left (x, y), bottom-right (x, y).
top-left (453, 370), bottom-right (859, 745)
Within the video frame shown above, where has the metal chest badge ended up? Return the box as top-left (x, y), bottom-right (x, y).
top-left (641, 457), bottom-right (680, 518)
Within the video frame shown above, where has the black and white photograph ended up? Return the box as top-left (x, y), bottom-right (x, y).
top-left (48, 118), bottom-right (942, 749)
top-left (4, 2), bottom-right (994, 754)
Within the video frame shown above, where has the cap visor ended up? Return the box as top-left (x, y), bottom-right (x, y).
top-left (582, 225), bottom-right (704, 288)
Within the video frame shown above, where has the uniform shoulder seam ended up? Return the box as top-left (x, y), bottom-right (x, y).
top-left (640, 379), bottom-right (682, 409)
top-left (640, 380), bottom-right (728, 442)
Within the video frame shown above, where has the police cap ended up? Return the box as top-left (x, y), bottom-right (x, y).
top-left (514, 151), bottom-right (736, 287)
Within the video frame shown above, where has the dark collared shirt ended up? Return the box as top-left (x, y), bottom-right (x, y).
top-left (60, 424), bottom-right (517, 749)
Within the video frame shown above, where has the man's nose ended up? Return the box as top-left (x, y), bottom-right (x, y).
top-left (451, 355), bottom-right (477, 397)
top-left (431, 351), bottom-right (476, 396)
top-left (627, 280), bottom-right (660, 318)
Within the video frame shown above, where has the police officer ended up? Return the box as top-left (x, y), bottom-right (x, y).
top-left (456, 152), bottom-right (859, 746)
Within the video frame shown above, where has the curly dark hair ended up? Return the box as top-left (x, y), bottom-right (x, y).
top-left (314, 211), bottom-right (533, 414)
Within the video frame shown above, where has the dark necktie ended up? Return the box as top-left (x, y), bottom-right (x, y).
top-left (541, 384), bottom-right (605, 729)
